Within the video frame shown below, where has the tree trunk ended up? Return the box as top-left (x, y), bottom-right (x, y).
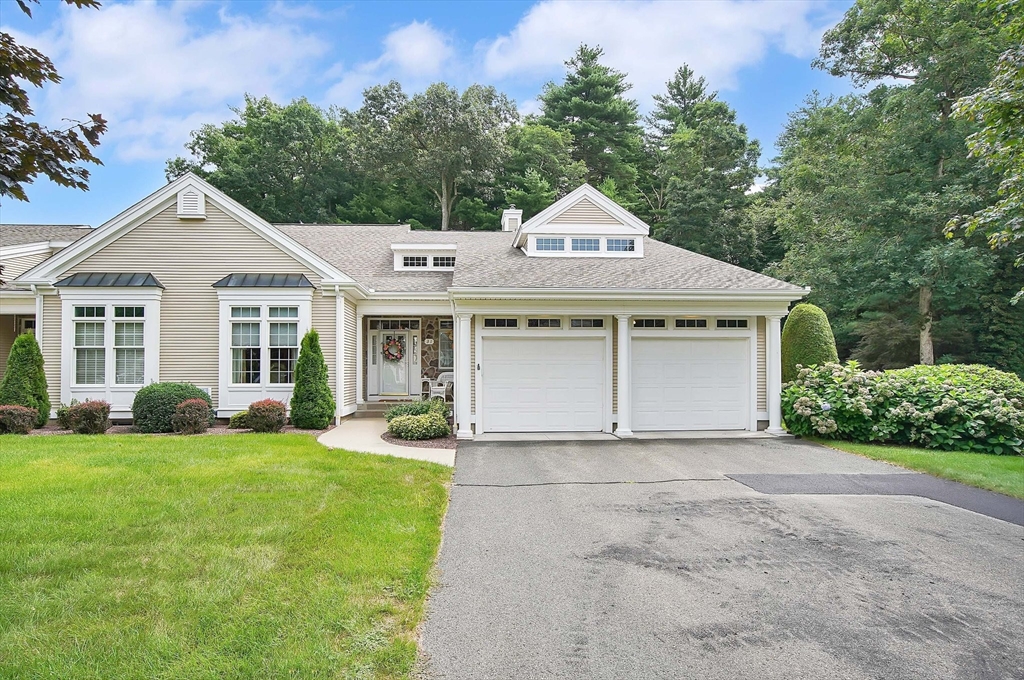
top-left (440, 177), bottom-right (451, 231)
top-left (919, 285), bottom-right (934, 365)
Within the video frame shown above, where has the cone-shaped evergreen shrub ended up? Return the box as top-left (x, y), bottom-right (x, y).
top-left (290, 328), bottom-right (335, 429)
top-left (0, 333), bottom-right (50, 427)
top-left (781, 303), bottom-right (839, 383)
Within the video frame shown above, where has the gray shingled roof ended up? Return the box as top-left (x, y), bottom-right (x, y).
top-left (0, 224), bottom-right (93, 248)
top-left (276, 224), bottom-right (804, 294)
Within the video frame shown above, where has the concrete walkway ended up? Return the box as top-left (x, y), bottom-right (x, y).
top-left (317, 418), bottom-right (455, 466)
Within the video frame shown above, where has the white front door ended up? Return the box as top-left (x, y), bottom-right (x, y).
top-left (631, 337), bottom-right (749, 430)
top-left (380, 331), bottom-right (410, 395)
top-left (481, 337), bottom-right (605, 432)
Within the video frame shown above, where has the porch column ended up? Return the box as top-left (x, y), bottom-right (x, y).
top-left (615, 314), bottom-right (633, 437)
top-left (355, 313), bottom-right (364, 405)
top-left (766, 314), bottom-right (785, 434)
top-left (455, 313), bottom-right (473, 439)
top-left (335, 294), bottom-right (344, 422)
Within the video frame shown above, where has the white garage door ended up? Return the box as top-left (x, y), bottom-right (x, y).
top-left (482, 337), bottom-right (605, 432)
top-left (632, 338), bottom-right (749, 431)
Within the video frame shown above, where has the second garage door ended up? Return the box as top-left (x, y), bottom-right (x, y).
top-left (632, 337), bottom-right (750, 431)
top-left (481, 337), bottom-right (605, 432)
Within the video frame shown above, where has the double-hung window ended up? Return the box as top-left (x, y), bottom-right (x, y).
top-left (230, 305), bottom-right (300, 385)
top-left (269, 307), bottom-right (299, 384)
top-left (114, 307), bottom-right (145, 385)
top-left (72, 305), bottom-right (147, 386)
top-left (231, 307), bottom-right (261, 384)
top-left (74, 306), bottom-right (106, 385)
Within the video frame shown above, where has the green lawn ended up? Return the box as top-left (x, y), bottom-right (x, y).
top-left (813, 439), bottom-right (1024, 499)
top-left (0, 434), bottom-right (452, 679)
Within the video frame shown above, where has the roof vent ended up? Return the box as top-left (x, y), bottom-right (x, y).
top-left (176, 187), bottom-right (206, 219)
top-left (501, 206), bottom-right (522, 232)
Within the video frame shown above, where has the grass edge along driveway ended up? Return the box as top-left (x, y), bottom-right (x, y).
top-left (812, 438), bottom-right (1024, 500)
top-left (0, 433), bottom-right (451, 679)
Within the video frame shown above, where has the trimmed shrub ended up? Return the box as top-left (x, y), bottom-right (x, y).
top-left (0, 333), bottom-right (50, 427)
top-left (384, 398), bottom-right (448, 423)
top-left (290, 329), bottom-right (336, 429)
top-left (248, 399), bottom-right (287, 433)
top-left (0, 405), bottom-right (37, 434)
top-left (228, 410), bottom-right (249, 429)
top-left (781, 304), bottom-right (839, 384)
top-left (782, 362), bottom-right (1024, 454)
top-left (387, 411), bottom-right (451, 440)
top-left (56, 399), bottom-right (81, 430)
top-left (65, 400), bottom-right (111, 434)
top-left (172, 398), bottom-right (214, 435)
top-left (132, 383), bottom-right (212, 433)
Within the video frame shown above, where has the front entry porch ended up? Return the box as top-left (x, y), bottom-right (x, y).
top-left (360, 316), bottom-right (454, 403)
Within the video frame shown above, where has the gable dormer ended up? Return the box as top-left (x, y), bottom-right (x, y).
top-left (510, 184), bottom-right (648, 257)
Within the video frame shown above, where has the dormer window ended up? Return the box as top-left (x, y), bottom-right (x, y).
top-left (392, 243), bottom-right (457, 271)
top-left (536, 238), bottom-right (564, 252)
top-left (571, 238), bottom-right (600, 252)
top-left (403, 256), bottom-right (427, 268)
top-left (607, 238), bottom-right (635, 252)
top-left (433, 256), bottom-right (455, 268)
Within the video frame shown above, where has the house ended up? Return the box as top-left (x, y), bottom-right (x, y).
top-left (1, 173), bottom-right (806, 438)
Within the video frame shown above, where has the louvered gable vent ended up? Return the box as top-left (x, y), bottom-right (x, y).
top-left (176, 187), bottom-right (206, 219)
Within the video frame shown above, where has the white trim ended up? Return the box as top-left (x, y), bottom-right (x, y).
top-left (524, 234), bottom-right (644, 258)
top-left (449, 287), bottom-right (806, 305)
top-left (513, 183), bottom-right (650, 247)
top-left (355, 313), bottom-right (364, 405)
top-left (766, 314), bottom-right (785, 435)
top-left (615, 314), bottom-right (632, 437)
top-left (336, 293), bottom-right (344, 422)
top-left (455, 313), bottom-right (473, 438)
top-left (0, 241), bottom-right (54, 259)
top-left (391, 243), bottom-right (457, 251)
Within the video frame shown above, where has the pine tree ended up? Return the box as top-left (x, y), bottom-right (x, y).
top-left (0, 333), bottom-right (50, 427)
top-left (538, 45), bottom-right (643, 192)
top-left (290, 329), bottom-right (335, 429)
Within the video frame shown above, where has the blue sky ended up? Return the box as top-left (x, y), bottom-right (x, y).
top-left (1, 0), bottom-right (854, 227)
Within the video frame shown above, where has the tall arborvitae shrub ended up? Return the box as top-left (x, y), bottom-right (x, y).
top-left (781, 303), bottom-right (839, 383)
top-left (290, 329), bottom-right (335, 429)
top-left (0, 333), bottom-right (50, 427)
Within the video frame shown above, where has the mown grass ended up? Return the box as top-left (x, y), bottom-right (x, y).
top-left (0, 434), bottom-right (452, 679)
top-left (812, 438), bottom-right (1024, 499)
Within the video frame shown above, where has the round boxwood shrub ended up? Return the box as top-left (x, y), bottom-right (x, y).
top-left (0, 333), bottom-right (50, 428)
top-left (290, 329), bottom-right (336, 429)
top-left (132, 383), bottom-right (212, 433)
top-left (65, 400), bottom-right (112, 434)
top-left (0, 405), bottom-right (37, 434)
top-left (384, 398), bottom-right (447, 423)
top-left (247, 399), bottom-right (287, 433)
top-left (228, 410), bottom-right (249, 429)
top-left (387, 411), bottom-right (451, 440)
top-left (782, 303), bottom-right (839, 383)
top-left (172, 398), bottom-right (214, 435)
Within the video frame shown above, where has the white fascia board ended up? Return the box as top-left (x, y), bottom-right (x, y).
top-left (0, 241), bottom-right (53, 259)
top-left (16, 173), bottom-right (355, 287)
top-left (448, 286), bottom-right (808, 304)
top-left (391, 243), bottom-right (457, 251)
top-left (365, 291), bottom-right (449, 301)
top-left (513, 183), bottom-right (651, 247)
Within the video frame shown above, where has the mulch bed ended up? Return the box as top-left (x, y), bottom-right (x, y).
top-left (27, 424), bottom-right (333, 437)
top-left (381, 432), bottom-right (457, 450)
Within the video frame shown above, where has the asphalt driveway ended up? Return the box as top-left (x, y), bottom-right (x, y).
top-left (419, 438), bottom-right (1023, 679)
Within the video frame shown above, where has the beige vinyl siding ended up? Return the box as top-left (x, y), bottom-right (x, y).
top-left (311, 294), bottom-right (336, 403)
top-left (2, 251), bottom-right (50, 279)
top-left (0, 315), bottom-right (17, 382)
top-left (470, 316), bottom-right (476, 418)
top-left (343, 299), bottom-right (357, 406)
top-left (66, 201), bottom-right (326, 404)
top-left (757, 316), bottom-right (767, 411)
top-left (42, 294), bottom-right (61, 409)
top-left (549, 197), bottom-right (622, 225)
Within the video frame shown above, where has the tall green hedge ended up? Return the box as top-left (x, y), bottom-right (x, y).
top-left (781, 303), bottom-right (838, 383)
top-left (0, 333), bottom-right (50, 427)
top-left (290, 329), bottom-right (335, 429)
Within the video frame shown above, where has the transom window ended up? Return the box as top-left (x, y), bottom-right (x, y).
top-left (230, 305), bottom-right (300, 385)
top-left (717, 319), bottom-right (748, 329)
top-left (676, 318), bottom-right (708, 328)
top-left (527, 318), bottom-right (561, 328)
top-left (570, 318), bottom-right (604, 328)
top-left (370, 319), bottom-right (420, 330)
top-left (607, 238), bottom-right (635, 252)
top-left (535, 238), bottom-right (564, 252)
top-left (484, 318), bottom-right (518, 328)
top-left (403, 256), bottom-right (428, 268)
top-left (72, 304), bottom-right (147, 386)
top-left (633, 318), bottom-right (666, 328)
top-left (571, 238), bottom-right (600, 252)
top-left (438, 319), bottom-right (454, 369)
top-left (433, 256), bottom-right (456, 268)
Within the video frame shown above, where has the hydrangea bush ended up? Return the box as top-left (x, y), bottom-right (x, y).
top-left (782, 362), bottom-right (1023, 455)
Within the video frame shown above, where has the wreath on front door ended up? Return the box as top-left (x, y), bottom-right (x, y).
top-left (382, 337), bottom-right (404, 362)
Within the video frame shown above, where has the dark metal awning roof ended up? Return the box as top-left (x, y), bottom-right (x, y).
top-left (54, 272), bottom-right (164, 288)
top-left (211, 273), bottom-right (314, 288)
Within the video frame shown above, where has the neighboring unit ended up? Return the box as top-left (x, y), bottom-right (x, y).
top-left (1, 175), bottom-right (806, 437)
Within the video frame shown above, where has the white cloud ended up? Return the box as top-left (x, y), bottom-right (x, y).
top-left (11, 1), bottom-right (328, 161)
top-left (325, 20), bottom-right (454, 106)
top-left (482, 0), bottom-right (838, 100)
